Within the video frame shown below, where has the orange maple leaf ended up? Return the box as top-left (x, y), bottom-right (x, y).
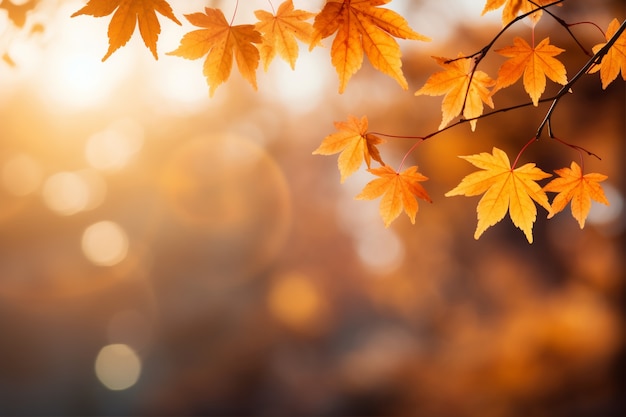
top-left (71, 0), bottom-right (181, 61)
top-left (310, 0), bottom-right (430, 93)
top-left (313, 115), bottom-right (385, 183)
top-left (254, 0), bottom-right (314, 71)
top-left (493, 37), bottom-right (567, 106)
top-left (482, 0), bottom-right (560, 26)
top-left (543, 161), bottom-right (609, 228)
top-left (445, 147), bottom-right (552, 243)
top-left (356, 165), bottom-right (432, 227)
top-left (167, 8), bottom-right (262, 97)
top-left (415, 55), bottom-right (495, 131)
top-left (589, 18), bottom-right (626, 89)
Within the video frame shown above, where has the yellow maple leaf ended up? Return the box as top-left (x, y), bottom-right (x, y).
top-left (310, 0), bottom-right (430, 93)
top-left (415, 55), bottom-right (495, 131)
top-left (313, 115), bottom-right (385, 183)
top-left (254, 0), bottom-right (314, 71)
top-left (543, 161), bottom-right (609, 228)
top-left (445, 147), bottom-right (552, 243)
top-left (356, 165), bottom-right (432, 227)
top-left (482, 0), bottom-right (560, 26)
top-left (493, 37), bottom-right (567, 105)
top-left (167, 8), bottom-right (262, 97)
top-left (589, 18), bottom-right (626, 89)
top-left (71, 0), bottom-right (181, 61)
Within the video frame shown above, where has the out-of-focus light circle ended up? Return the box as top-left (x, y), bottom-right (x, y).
top-left (2, 153), bottom-right (42, 196)
top-left (268, 273), bottom-right (323, 329)
top-left (356, 227), bottom-right (405, 274)
top-left (85, 118), bottom-right (144, 171)
top-left (587, 183), bottom-right (623, 227)
top-left (42, 171), bottom-right (89, 215)
top-left (81, 221), bottom-right (129, 266)
top-left (94, 344), bottom-right (141, 391)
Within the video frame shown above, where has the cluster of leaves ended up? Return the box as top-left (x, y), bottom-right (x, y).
top-left (66, 0), bottom-right (625, 242)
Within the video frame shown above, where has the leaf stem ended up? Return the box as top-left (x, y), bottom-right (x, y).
top-left (535, 18), bottom-right (626, 139)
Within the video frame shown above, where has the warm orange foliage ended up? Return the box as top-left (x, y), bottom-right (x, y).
top-left (356, 165), bottom-right (431, 227)
top-left (544, 162), bottom-right (609, 228)
top-left (415, 55), bottom-right (495, 131)
top-left (482, 0), bottom-right (560, 25)
top-left (589, 18), bottom-right (626, 89)
top-left (254, 0), bottom-right (314, 71)
top-left (493, 37), bottom-right (567, 105)
top-left (71, 0), bottom-right (181, 61)
top-left (167, 8), bottom-right (262, 97)
top-left (310, 0), bottom-right (429, 93)
top-left (446, 147), bottom-right (552, 243)
top-left (313, 115), bottom-right (384, 183)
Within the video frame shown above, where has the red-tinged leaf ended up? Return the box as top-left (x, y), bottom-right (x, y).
top-left (356, 165), bottom-right (432, 227)
top-left (313, 115), bottom-right (385, 183)
top-left (493, 36), bottom-right (567, 105)
top-left (543, 161), bottom-right (609, 228)
top-left (167, 8), bottom-right (262, 96)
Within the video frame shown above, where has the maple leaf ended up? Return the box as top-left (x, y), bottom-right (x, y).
top-left (167, 8), bottom-right (262, 97)
top-left (415, 55), bottom-right (495, 131)
top-left (310, 0), bottom-right (430, 93)
top-left (588, 18), bottom-right (626, 89)
top-left (543, 161), bottom-right (609, 228)
top-left (0, 0), bottom-right (37, 28)
top-left (445, 147), bottom-right (552, 243)
top-left (493, 37), bottom-right (567, 106)
top-left (356, 165), bottom-right (432, 227)
top-left (71, 0), bottom-right (181, 61)
top-left (254, 0), bottom-right (314, 71)
top-left (313, 115), bottom-right (385, 183)
top-left (482, 0), bottom-right (560, 26)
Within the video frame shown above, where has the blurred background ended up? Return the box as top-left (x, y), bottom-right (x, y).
top-left (0, 0), bottom-right (623, 415)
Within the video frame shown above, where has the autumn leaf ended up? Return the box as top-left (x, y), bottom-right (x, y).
top-left (493, 37), bottom-right (567, 105)
top-left (445, 147), bottom-right (552, 243)
top-left (167, 8), bottom-right (262, 97)
top-left (254, 0), bottom-right (314, 71)
top-left (588, 18), bottom-right (626, 89)
top-left (71, 0), bottom-right (181, 61)
top-left (313, 115), bottom-right (385, 183)
top-left (543, 161), bottom-right (609, 228)
top-left (310, 0), bottom-right (430, 93)
top-left (415, 55), bottom-right (495, 131)
top-left (482, 0), bottom-right (560, 26)
top-left (356, 165), bottom-right (432, 227)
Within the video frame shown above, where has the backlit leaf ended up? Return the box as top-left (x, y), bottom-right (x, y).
top-left (254, 0), bottom-right (315, 70)
top-left (310, 0), bottom-right (430, 93)
top-left (167, 7), bottom-right (262, 97)
top-left (415, 55), bottom-right (495, 131)
top-left (445, 147), bottom-right (552, 243)
top-left (493, 37), bottom-right (567, 105)
top-left (482, 0), bottom-right (560, 26)
top-left (313, 115), bottom-right (385, 183)
top-left (589, 18), bottom-right (626, 89)
top-left (543, 161), bottom-right (609, 228)
top-left (71, 0), bottom-right (181, 61)
top-left (356, 165), bottom-right (432, 227)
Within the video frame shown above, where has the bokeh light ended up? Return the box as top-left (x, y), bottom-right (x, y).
top-left (85, 118), bottom-right (144, 172)
top-left (81, 221), bottom-right (129, 266)
top-left (1, 152), bottom-right (42, 196)
top-left (94, 344), bottom-right (142, 391)
top-left (268, 272), bottom-right (325, 331)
